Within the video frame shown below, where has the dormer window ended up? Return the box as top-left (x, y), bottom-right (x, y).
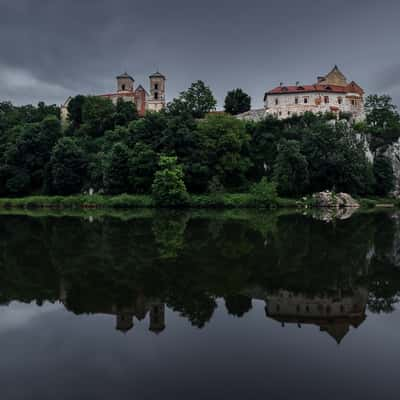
top-left (297, 86), bottom-right (305, 91)
top-left (325, 86), bottom-right (332, 91)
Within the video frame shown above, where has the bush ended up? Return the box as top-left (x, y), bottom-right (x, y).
top-left (250, 178), bottom-right (278, 207)
top-left (152, 156), bottom-right (189, 207)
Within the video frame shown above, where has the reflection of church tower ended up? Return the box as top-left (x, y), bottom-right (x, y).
top-left (149, 304), bottom-right (165, 334)
top-left (116, 312), bottom-right (134, 333)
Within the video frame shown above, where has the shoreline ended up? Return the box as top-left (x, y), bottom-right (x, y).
top-left (0, 194), bottom-right (396, 211)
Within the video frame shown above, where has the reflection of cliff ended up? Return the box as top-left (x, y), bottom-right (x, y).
top-left (265, 288), bottom-right (368, 343)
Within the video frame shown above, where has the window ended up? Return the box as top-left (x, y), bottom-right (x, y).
top-left (154, 92), bottom-right (159, 100)
top-left (275, 98), bottom-right (279, 105)
top-left (324, 96), bottom-right (329, 104)
top-left (279, 111), bottom-right (282, 116)
top-left (338, 97), bottom-right (343, 105)
top-left (154, 83), bottom-right (159, 90)
top-left (121, 84), bottom-right (126, 91)
top-left (295, 97), bottom-right (299, 105)
top-left (352, 99), bottom-right (356, 106)
top-left (304, 97), bottom-right (308, 104)
top-left (288, 111), bottom-right (291, 116)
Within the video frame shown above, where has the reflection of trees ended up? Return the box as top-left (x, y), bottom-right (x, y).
top-left (0, 209), bottom-right (399, 332)
top-left (225, 295), bottom-right (253, 317)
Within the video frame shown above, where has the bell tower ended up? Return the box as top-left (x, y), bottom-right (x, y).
top-left (147, 71), bottom-right (166, 111)
top-left (116, 72), bottom-right (134, 92)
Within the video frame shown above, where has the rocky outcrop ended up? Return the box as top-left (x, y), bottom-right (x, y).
top-left (380, 138), bottom-right (400, 197)
top-left (312, 191), bottom-right (360, 208)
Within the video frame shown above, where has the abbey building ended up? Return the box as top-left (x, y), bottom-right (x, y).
top-left (238, 66), bottom-right (365, 122)
top-left (61, 71), bottom-right (166, 120)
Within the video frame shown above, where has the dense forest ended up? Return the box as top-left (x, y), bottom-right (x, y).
top-left (0, 81), bottom-right (399, 203)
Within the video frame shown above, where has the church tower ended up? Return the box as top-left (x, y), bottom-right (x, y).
top-left (117, 72), bottom-right (135, 92)
top-left (147, 71), bottom-right (166, 111)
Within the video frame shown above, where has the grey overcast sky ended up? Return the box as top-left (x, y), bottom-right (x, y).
top-left (0, 0), bottom-right (399, 108)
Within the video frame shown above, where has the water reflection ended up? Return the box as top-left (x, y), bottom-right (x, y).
top-left (0, 209), bottom-right (399, 344)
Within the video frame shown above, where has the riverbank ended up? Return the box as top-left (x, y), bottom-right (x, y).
top-left (0, 193), bottom-right (298, 210)
top-left (0, 193), bottom-right (396, 210)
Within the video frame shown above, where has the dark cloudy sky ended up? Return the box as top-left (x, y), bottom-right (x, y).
top-left (1, 0), bottom-right (399, 108)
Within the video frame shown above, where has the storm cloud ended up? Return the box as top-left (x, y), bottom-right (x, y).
top-left (0, 0), bottom-right (399, 108)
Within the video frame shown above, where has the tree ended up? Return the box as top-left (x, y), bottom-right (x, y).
top-left (301, 121), bottom-right (374, 195)
top-left (167, 80), bottom-right (217, 118)
top-left (67, 95), bottom-right (86, 129)
top-left (130, 142), bottom-right (158, 193)
top-left (273, 140), bottom-right (309, 196)
top-left (224, 88), bottom-right (251, 115)
top-left (103, 143), bottom-right (131, 194)
top-left (81, 96), bottom-right (116, 137)
top-left (194, 114), bottom-right (252, 190)
top-left (365, 95), bottom-right (400, 130)
top-left (373, 155), bottom-right (394, 196)
top-left (49, 137), bottom-right (87, 195)
top-left (114, 98), bottom-right (138, 126)
top-left (152, 156), bottom-right (189, 206)
top-left (250, 177), bottom-right (278, 206)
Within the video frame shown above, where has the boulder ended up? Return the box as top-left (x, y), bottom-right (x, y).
top-left (312, 191), bottom-right (360, 208)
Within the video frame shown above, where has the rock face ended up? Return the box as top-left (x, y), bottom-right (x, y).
top-left (381, 138), bottom-right (400, 197)
top-left (312, 191), bottom-right (360, 208)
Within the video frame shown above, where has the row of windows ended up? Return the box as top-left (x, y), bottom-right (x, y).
top-left (275, 304), bottom-right (352, 313)
top-left (274, 96), bottom-right (347, 106)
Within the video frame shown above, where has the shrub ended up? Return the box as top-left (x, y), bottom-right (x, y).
top-left (152, 156), bottom-right (189, 207)
top-left (250, 178), bottom-right (278, 207)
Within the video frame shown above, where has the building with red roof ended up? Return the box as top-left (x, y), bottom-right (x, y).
top-left (261, 66), bottom-right (365, 121)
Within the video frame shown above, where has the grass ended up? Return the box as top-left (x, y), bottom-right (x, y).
top-left (0, 193), bottom-right (396, 210)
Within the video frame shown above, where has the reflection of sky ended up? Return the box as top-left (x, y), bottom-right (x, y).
top-left (0, 301), bottom-right (63, 334)
top-left (0, 300), bottom-right (399, 400)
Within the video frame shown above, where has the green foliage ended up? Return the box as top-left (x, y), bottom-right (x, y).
top-left (224, 88), bottom-right (251, 115)
top-left (49, 137), bottom-right (87, 195)
top-left (0, 89), bottom-right (398, 204)
top-left (103, 143), bottom-right (131, 195)
top-left (373, 155), bottom-right (394, 196)
top-left (67, 95), bottom-right (86, 128)
top-left (365, 95), bottom-right (400, 130)
top-left (273, 140), bottom-right (309, 196)
top-left (81, 96), bottom-right (116, 137)
top-left (167, 80), bottom-right (217, 118)
top-left (250, 178), bottom-right (278, 207)
top-left (195, 114), bottom-right (252, 190)
top-left (130, 142), bottom-right (158, 193)
top-left (152, 156), bottom-right (189, 207)
top-left (115, 98), bottom-right (138, 126)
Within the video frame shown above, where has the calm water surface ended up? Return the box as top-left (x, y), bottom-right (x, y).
top-left (0, 209), bottom-right (399, 400)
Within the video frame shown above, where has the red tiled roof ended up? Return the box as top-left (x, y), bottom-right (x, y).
top-left (99, 92), bottom-right (136, 98)
top-left (267, 82), bottom-right (364, 96)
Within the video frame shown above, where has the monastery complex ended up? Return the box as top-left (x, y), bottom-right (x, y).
top-left (238, 66), bottom-right (365, 122)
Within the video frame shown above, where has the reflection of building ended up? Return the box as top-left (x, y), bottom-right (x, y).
top-left (265, 289), bottom-right (368, 343)
top-left (59, 279), bottom-right (165, 334)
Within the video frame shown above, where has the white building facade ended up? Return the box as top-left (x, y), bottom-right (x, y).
top-left (262, 66), bottom-right (365, 122)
